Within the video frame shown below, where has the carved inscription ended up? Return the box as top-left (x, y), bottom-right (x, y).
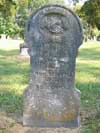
top-left (23, 5), bottom-right (83, 127)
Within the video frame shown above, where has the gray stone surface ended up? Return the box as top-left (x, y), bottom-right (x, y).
top-left (10, 127), bottom-right (80, 133)
top-left (20, 43), bottom-right (29, 56)
top-left (23, 5), bottom-right (83, 128)
top-left (20, 47), bottom-right (29, 56)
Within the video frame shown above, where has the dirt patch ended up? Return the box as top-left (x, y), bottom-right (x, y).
top-left (0, 113), bottom-right (80, 133)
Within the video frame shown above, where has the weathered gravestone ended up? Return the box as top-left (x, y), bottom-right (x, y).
top-left (20, 43), bottom-right (29, 56)
top-left (23, 5), bottom-right (83, 128)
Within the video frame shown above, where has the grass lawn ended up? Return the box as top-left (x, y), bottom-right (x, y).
top-left (76, 41), bottom-right (100, 133)
top-left (0, 40), bottom-right (100, 132)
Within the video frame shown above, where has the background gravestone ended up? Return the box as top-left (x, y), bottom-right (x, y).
top-left (23, 5), bottom-right (83, 128)
top-left (20, 43), bottom-right (29, 56)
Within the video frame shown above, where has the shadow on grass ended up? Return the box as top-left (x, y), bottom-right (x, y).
top-left (0, 90), bottom-right (23, 114)
top-left (0, 49), bottom-right (29, 114)
top-left (76, 63), bottom-right (100, 79)
top-left (78, 48), bottom-right (100, 60)
top-left (76, 59), bottom-right (100, 132)
top-left (76, 81), bottom-right (100, 133)
top-left (76, 82), bottom-right (100, 103)
top-left (0, 60), bottom-right (30, 83)
top-left (0, 49), bottom-right (30, 84)
top-left (0, 49), bottom-right (19, 56)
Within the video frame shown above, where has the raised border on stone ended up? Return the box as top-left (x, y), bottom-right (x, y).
top-left (23, 4), bottom-right (83, 128)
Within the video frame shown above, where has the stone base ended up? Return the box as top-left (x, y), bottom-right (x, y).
top-left (24, 128), bottom-right (80, 133)
top-left (10, 127), bottom-right (80, 133)
top-left (23, 114), bottom-right (80, 128)
top-left (23, 88), bottom-right (80, 128)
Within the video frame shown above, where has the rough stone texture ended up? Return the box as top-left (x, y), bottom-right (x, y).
top-left (23, 5), bottom-right (83, 128)
top-left (9, 127), bottom-right (80, 133)
top-left (20, 43), bottom-right (29, 56)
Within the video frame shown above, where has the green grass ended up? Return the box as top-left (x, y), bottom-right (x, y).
top-left (76, 41), bottom-right (100, 132)
top-left (0, 40), bottom-right (100, 132)
top-left (0, 49), bottom-right (30, 113)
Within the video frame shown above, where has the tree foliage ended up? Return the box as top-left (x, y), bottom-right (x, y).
top-left (0, 0), bottom-right (64, 38)
top-left (0, 0), bottom-right (16, 18)
top-left (15, 0), bottom-right (64, 38)
top-left (80, 0), bottom-right (100, 30)
top-left (28, 0), bottom-right (64, 12)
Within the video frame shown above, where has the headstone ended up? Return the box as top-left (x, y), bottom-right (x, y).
top-left (20, 43), bottom-right (29, 56)
top-left (23, 5), bottom-right (83, 129)
top-left (20, 48), bottom-right (29, 56)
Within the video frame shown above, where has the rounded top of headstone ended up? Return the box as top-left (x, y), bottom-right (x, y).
top-left (25, 5), bottom-right (83, 52)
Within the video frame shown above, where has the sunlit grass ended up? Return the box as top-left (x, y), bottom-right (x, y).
top-left (0, 45), bottom-right (30, 113)
top-left (0, 39), bottom-right (23, 50)
top-left (76, 41), bottom-right (100, 107)
top-left (76, 41), bottom-right (100, 132)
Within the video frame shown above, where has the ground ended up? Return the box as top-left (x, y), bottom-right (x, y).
top-left (0, 39), bottom-right (100, 133)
